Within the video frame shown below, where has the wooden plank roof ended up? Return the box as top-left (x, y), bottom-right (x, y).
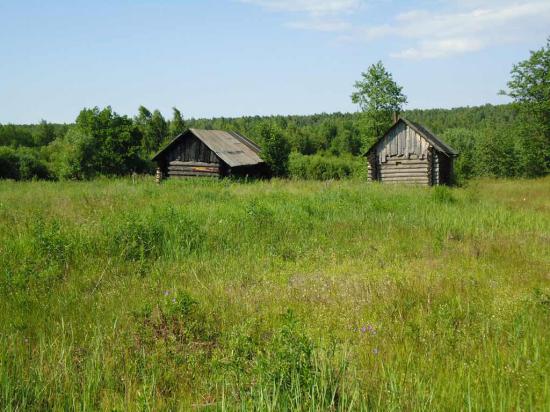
top-left (365, 118), bottom-right (459, 157)
top-left (152, 129), bottom-right (264, 168)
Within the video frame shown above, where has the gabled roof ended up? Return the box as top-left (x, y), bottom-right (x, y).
top-left (365, 118), bottom-right (459, 157)
top-left (152, 128), bottom-right (264, 167)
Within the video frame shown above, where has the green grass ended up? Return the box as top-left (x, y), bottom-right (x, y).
top-left (0, 177), bottom-right (549, 411)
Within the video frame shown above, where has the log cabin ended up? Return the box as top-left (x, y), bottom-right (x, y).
top-left (366, 118), bottom-right (458, 185)
top-left (152, 129), bottom-right (267, 179)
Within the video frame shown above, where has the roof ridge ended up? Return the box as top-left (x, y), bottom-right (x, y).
top-left (153, 128), bottom-right (264, 167)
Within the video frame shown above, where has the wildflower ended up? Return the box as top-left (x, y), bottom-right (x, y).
top-left (367, 324), bottom-right (377, 335)
top-left (164, 290), bottom-right (170, 296)
top-left (172, 298), bottom-right (177, 303)
top-left (361, 326), bottom-right (367, 334)
top-left (373, 348), bottom-right (379, 355)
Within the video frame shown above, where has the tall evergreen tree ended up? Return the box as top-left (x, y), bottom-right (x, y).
top-left (135, 106), bottom-right (167, 153)
top-left (169, 107), bottom-right (186, 138)
top-left (34, 120), bottom-right (56, 146)
top-left (150, 110), bottom-right (168, 151)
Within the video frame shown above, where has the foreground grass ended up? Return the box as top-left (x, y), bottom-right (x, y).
top-left (0, 177), bottom-right (549, 411)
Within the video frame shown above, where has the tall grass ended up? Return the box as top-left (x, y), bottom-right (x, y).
top-left (0, 177), bottom-right (549, 410)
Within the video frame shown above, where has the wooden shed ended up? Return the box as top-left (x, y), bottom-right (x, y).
top-left (152, 129), bottom-right (267, 179)
top-left (365, 118), bottom-right (458, 185)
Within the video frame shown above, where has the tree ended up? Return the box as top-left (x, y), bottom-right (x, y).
top-left (0, 146), bottom-right (20, 179)
top-left (150, 110), bottom-right (168, 151)
top-left (258, 122), bottom-right (291, 177)
top-left (0, 124), bottom-right (33, 147)
top-left (33, 120), bottom-right (56, 146)
top-left (441, 128), bottom-right (480, 183)
top-left (319, 119), bottom-right (338, 150)
top-left (351, 61), bottom-right (407, 146)
top-left (501, 37), bottom-right (550, 177)
top-left (330, 122), bottom-right (362, 156)
top-left (135, 106), bottom-right (154, 153)
top-left (476, 126), bottom-right (520, 178)
top-left (169, 107), bottom-right (186, 138)
top-left (135, 106), bottom-right (167, 153)
top-left (50, 106), bottom-right (146, 179)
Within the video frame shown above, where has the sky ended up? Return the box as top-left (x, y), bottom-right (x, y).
top-left (1, 0), bottom-right (549, 124)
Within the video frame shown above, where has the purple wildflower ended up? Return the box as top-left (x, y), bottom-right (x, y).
top-left (367, 324), bottom-right (377, 336)
top-left (361, 326), bottom-right (367, 334)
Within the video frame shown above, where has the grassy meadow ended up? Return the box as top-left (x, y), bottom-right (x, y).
top-left (0, 177), bottom-right (549, 411)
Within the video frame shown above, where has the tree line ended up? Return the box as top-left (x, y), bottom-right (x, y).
top-left (0, 38), bottom-right (548, 182)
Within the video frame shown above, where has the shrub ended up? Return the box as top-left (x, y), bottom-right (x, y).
top-left (0, 146), bottom-right (19, 179)
top-left (258, 122), bottom-right (291, 177)
top-left (289, 153), bottom-right (365, 180)
top-left (17, 148), bottom-right (51, 180)
top-left (0, 146), bottom-right (51, 180)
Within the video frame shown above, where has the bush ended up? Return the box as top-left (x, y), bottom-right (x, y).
top-left (0, 146), bottom-right (19, 179)
top-left (289, 153), bottom-right (365, 180)
top-left (258, 122), bottom-right (291, 177)
top-left (17, 148), bottom-right (51, 180)
top-left (0, 146), bottom-right (51, 180)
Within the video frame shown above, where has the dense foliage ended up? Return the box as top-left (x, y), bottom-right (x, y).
top-left (0, 39), bottom-right (548, 182)
top-left (258, 123), bottom-right (291, 177)
top-left (500, 37), bottom-right (550, 177)
top-left (0, 102), bottom-right (541, 183)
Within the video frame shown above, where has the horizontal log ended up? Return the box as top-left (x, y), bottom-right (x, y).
top-left (381, 157), bottom-right (426, 162)
top-left (168, 166), bottom-right (220, 173)
top-left (381, 175), bottom-right (428, 179)
top-left (381, 174), bottom-right (429, 180)
top-left (383, 181), bottom-right (429, 185)
top-left (381, 161), bottom-right (428, 165)
top-left (380, 176), bottom-right (429, 182)
top-left (380, 173), bottom-right (428, 177)
top-left (380, 167), bottom-right (428, 173)
top-left (168, 171), bottom-right (220, 177)
top-left (380, 161), bottom-right (428, 166)
top-left (380, 169), bottom-right (428, 174)
top-left (169, 161), bottom-right (219, 167)
top-left (381, 178), bottom-right (429, 183)
top-left (380, 165), bottom-right (427, 169)
top-left (380, 175), bottom-right (428, 180)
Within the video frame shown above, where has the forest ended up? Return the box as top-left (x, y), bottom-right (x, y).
top-left (0, 38), bottom-right (548, 183)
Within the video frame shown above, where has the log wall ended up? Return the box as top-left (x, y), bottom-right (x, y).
top-left (164, 135), bottom-right (222, 178)
top-left (368, 121), bottom-right (453, 186)
top-left (379, 159), bottom-right (429, 185)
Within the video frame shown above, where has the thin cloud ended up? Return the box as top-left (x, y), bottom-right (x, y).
top-left (240, 0), bottom-right (362, 15)
top-left (242, 0), bottom-right (550, 59)
top-left (287, 19), bottom-right (352, 32)
top-left (241, 0), bottom-right (362, 33)
top-left (391, 38), bottom-right (485, 59)
top-left (356, 1), bottom-right (550, 58)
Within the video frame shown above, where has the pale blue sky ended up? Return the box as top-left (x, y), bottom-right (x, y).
top-left (1, 0), bottom-right (549, 124)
